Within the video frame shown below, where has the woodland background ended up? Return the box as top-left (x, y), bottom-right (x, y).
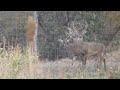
top-left (0, 11), bottom-right (120, 60)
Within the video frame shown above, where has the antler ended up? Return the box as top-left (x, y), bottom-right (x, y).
top-left (59, 20), bottom-right (88, 45)
top-left (66, 20), bottom-right (88, 39)
top-left (73, 20), bottom-right (88, 33)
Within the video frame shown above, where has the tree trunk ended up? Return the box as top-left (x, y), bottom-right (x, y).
top-left (33, 11), bottom-right (38, 54)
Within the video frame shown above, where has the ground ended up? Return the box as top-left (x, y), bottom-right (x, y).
top-left (0, 46), bottom-right (120, 79)
top-left (35, 49), bottom-right (120, 79)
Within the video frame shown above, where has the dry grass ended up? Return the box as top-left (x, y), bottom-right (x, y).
top-left (0, 44), bottom-right (41, 79)
top-left (0, 43), bottom-right (120, 79)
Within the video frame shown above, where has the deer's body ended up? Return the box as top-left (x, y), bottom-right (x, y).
top-left (59, 20), bottom-right (107, 71)
top-left (81, 41), bottom-right (106, 71)
top-left (60, 38), bottom-right (106, 71)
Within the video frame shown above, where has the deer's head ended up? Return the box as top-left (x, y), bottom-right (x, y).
top-left (58, 19), bottom-right (88, 45)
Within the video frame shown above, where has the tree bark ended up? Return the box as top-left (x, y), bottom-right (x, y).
top-left (33, 11), bottom-right (38, 54)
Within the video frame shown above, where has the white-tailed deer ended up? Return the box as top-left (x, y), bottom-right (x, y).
top-left (73, 38), bottom-right (106, 71)
top-left (58, 20), bottom-right (106, 71)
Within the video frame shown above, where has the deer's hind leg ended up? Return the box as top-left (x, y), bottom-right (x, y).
top-left (98, 54), bottom-right (106, 71)
top-left (103, 58), bottom-right (106, 71)
top-left (93, 53), bottom-right (101, 71)
top-left (94, 57), bottom-right (99, 71)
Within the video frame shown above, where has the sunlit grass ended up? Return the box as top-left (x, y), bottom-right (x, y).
top-left (0, 42), bottom-right (120, 79)
top-left (0, 43), bottom-right (41, 79)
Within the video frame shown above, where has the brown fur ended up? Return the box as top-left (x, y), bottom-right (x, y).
top-left (26, 16), bottom-right (36, 43)
top-left (61, 38), bottom-right (106, 71)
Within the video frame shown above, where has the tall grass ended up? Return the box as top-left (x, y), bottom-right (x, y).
top-left (0, 40), bottom-right (120, 79)
top-left (0, 41), bottom-right (42, 79)
top-left (0, 15), bottom-right (44, 79)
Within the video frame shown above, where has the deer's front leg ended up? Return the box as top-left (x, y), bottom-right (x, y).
top-left (81, 54), bottom-right (87, 71)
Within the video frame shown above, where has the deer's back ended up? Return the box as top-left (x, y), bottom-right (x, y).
top-left (84, 42), bottom-right (105, 57)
